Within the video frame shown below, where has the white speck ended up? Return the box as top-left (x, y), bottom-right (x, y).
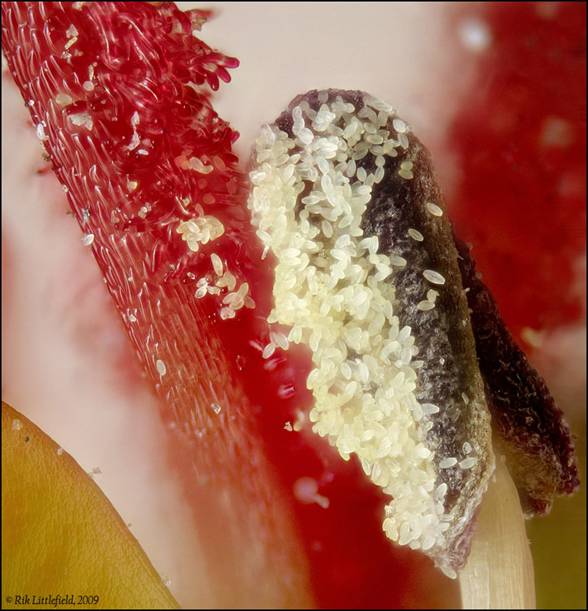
top-left (56, 447), bottom-right (64, 456)
top-left (81, 233), bottom-right (94, 246)
top-left (270, 331), bottom-right (289, 350)
top-left (423, 269), bottom-right (446, 285)
top-left (392, 118), bottom-right (408, 134)
top-left (64, 36), bottom-right (78, 50)
top-left (398, 160), bottom-right (414, 180)
top-left (127, 131), bottom-right (141, 151)
top-left (461, 392), bottom-right (469, 405)
top-left (65, 25), bottom-right (78, 50)
top-left (459, 457), bottom-right (477, 470)
top-left (211, 253), bottom-right (224, 276)
top-left (435, 483), bottom-right (448, 499)
top-left (12, 419), bottom-right (23, 431)
top-left (422, 403), bottom-right (440, 415)
top-left (82, 81), bottom-right (95, 92)
top-left (458, 18), bottom-right (492, 52)
top-left (36, 123), bottom-right (48, 141)
top-left (156, 359), bottom-right (167, 376)
top-left (292, 409), bottom-right (306, 432)
top-left (407, 228), bottom-right (424, 242)
top-left (177, 156), bottom-right (214, 174)
top-left (315, 495), bottom-right (330, 509)
top-left (441, 565), bottom-right (457, 580)
top-left (262, 343), bottom-right (276, 359)
top-left (425, 202), bottom-right (443, 217)
top-left (293, 477), bottom-right (330, 509)
top-left (417, 300), bottom-right (435, 311)
top-left (284, 422), bottom-right (294, 432)
top-left (69, 112), bottom-right (93, 130)
top-left (176, 215), bottom-right (225, 253)
top-left (219, 307), bottom-right (236, 319)
top-left (211, 402), bottom-right (222, 415)
top-left (81, 208), bottom-right (90, 224)
top-left (463, 442), bottom-right (473, 455)
top-left (439, 457), bottom-right (458, 469)
top-left (55, 92), bottom-right (73, 106)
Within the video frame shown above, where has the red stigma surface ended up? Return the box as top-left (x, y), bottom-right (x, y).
top-left (2, 2), bottom-right (455, 608)
top-left (448, 3), bottom-right (586, 341)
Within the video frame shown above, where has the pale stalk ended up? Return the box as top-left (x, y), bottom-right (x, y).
top-left (459, 458), bottom-right (536, 609)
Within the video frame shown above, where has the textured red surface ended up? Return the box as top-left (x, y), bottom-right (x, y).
top-left (1, 2), bottom-right (310, 606)
top-left (448, 2), bottom-right (586, 340)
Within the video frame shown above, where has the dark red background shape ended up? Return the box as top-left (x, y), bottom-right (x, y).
top-left (448, 2), bottom-right (586, 340)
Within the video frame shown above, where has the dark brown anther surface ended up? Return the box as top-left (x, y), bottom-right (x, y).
top-left (455, 239), bottom-right (580, 516)
top-left (353, 98), bottom-right (495, 572)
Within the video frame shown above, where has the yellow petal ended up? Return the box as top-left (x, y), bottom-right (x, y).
top-left (1, 402), bottom-right (178, 610)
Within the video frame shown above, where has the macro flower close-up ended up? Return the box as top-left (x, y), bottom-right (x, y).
top-left (1, 2), bottom-right (586, 609)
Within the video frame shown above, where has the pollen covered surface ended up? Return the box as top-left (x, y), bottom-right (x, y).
top-left (248, 89), bottom-right (494, 574)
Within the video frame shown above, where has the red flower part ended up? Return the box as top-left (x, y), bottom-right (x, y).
top-left (448, 3), bottom-right (586, 338)
top-left (2, 0), bottom-right (310, 605)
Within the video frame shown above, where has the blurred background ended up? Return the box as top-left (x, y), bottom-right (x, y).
top-left (2, 2), bottom-right (585, 608)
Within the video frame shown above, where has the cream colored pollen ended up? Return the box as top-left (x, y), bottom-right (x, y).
top-left (177, 215), bottom-right (224, 253)
top-left (248, 93), bottom-right (451, 557)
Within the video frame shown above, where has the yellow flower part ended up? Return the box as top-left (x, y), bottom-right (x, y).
top-left (2, 402), bottom-right (178, 610)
